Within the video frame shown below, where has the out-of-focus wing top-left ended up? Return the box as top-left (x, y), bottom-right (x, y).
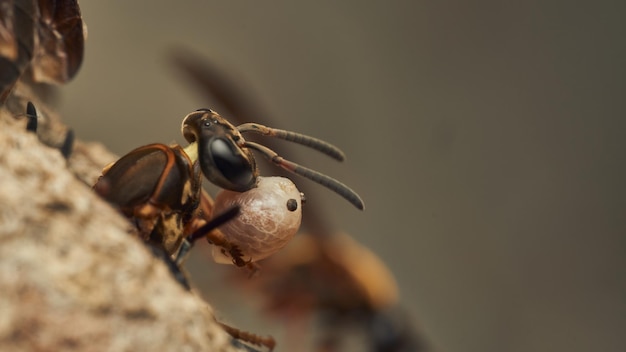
top-left (0, 0), bottom-right (85, 103)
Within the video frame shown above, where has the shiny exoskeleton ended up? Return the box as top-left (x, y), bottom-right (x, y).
top-left (93, 142), bottom-right (243, 265)
top-left (95, 143), bottom-right (198, 254)
top-left (0, 0), bottom-right (85, 103)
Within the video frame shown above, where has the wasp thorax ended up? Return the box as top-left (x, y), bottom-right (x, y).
top-left (212, 176), bottom-right (302, 264)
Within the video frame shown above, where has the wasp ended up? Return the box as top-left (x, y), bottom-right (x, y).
top-left (0, 0), bottom-right (85, 103)
top-left (94, 108), bottom-right (363, 269)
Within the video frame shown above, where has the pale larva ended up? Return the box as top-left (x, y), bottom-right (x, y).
top-left (211, 176), bottom-right (303, 264)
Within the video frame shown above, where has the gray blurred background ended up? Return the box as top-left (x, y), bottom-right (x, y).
top-left (58, 1), bottom-right (625, 352)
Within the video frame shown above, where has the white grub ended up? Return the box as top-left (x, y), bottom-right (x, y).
top-left (212, 176), bottom-right (302, 264)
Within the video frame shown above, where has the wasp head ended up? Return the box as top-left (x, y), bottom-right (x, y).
top-left (181, 109), bottom-right (258, 192)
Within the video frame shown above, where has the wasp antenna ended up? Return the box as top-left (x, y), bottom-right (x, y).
top-left (238, 123), bottom-right (345, 162)
top-left (26, 101), bottom-right (38, 132)
top-left (244, 141), bottom-right (364, 210)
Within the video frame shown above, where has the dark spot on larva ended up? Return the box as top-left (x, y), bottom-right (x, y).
top-left (286, 198), bottom-right (298, 211)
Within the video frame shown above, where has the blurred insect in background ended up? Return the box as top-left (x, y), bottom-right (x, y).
top-left (0, 0), bottom-right (85, 103)
top-left (1, 0), bottom-right (84, 156)
top-left (170, 47), bottom-right (432, 352)
top-left (243, 233), bottom-right (425, 352)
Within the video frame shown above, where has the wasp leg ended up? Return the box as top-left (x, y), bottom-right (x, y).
top-left (24, 101), bottom-right (75, 160)
top-left (175, 205), bottom-right (240, 265)
top-left (146, 242), bottom-right (191, 290)
top-left (218, 321), bottom-right (276, 352)
top-left (227, 245), bottom-right (246, 267)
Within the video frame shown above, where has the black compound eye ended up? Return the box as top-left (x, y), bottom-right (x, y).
top-left (201, 137), bottom-right (254, 191)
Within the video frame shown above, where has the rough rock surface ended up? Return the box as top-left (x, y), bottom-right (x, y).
top-left (0, 106), bottom-right (245, 351)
